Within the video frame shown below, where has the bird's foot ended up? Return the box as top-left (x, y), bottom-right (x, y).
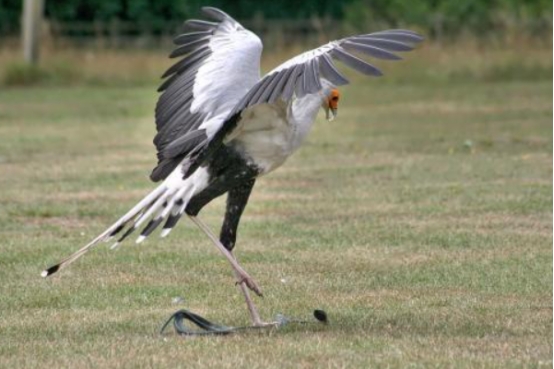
top-left (235, 272), bottom-right (263, 297)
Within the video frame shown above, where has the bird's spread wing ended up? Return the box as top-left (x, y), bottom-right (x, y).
top-left (151, 7), bottom-right (263, 181)
top-left (181, 29), bottom-right (424, 177)
top-left (232, 29), bottom-right (424, 113)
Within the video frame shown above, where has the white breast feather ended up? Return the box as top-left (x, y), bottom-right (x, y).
top-left (231, 94), bottom-right (322, 174)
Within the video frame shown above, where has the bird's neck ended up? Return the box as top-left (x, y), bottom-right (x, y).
top-left (286, 92), bottom-right (325, 152)
top-left (290, 92), bottom-right (324, 126)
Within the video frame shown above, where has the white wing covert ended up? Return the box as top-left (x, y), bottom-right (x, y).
top-left (151, 7), bottom-right (263, 181)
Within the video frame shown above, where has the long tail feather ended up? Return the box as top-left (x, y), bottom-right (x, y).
top-left (42, 166), bottom-right (209, 278)
top-left (159, 185), bottom-right (195, 238)
top-left (41, 183), bottom-right (168, 277)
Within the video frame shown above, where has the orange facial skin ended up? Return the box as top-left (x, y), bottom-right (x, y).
top-left (328, 89), bottom-right (340, 110)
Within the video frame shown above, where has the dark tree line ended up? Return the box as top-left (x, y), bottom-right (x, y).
top-left (0, 0), bottom-right (551, 36)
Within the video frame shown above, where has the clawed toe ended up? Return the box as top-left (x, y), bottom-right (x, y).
top-left (235, 275), bottom-right (263, 297)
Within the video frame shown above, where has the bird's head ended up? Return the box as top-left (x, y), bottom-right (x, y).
top-left (322, 88), bottom-right (340, 122)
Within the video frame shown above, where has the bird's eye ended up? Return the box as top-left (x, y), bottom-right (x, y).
top-left (331, 97), bottom-right (339, 101)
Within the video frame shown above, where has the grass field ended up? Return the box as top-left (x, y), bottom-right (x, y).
top-left (0, 67), bottom-right (552, 367)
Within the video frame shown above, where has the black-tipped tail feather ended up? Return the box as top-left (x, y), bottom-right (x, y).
top-left (41, 183), bottom-right (171, 278)
top-left (141, 217), bottom-right (165, 238)
top-left (41, 264), bottom-right (60, 278)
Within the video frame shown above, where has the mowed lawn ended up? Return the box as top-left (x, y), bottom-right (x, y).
top-left (0, 80), bottom-right (551, 368)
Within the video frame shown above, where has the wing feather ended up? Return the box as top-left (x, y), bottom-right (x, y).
top-left (156, 46), bottom-right (211, 92)
top-left (155, 83), bottom-right (194, 133)
top-left (281, 64), bottom-right (303, 101)
top-left (173, 31), bottom-right (212, 45)
top-left (369, 30), bottom-right (425, 43)
top-left (295, 66), bottom-right (307, 98)
top-left (330, 47), bottom-right (383, 76)
top-left (169, 37), bottom-right (212, 58)
top-left (231, 28), bottom-right (423, 114)
top-left (162, 129), bottom-right (207, 159)
top-left (306, 58), bottom-right (322, 93)
top-left (259, 71), bottom-right (287, 104)
top-left (160, 46), bottom-right (210, 80)
top-left (201, 7), bottom-right (229, 22)
top-left (342, 41), bottom-right (402, 60)
top-left (247, 73), bottom-right (276, 106)
top-left (319, 54), bottom-right (350, 86)
top-left (268, 66), bottom-right (296, 103)
top-left (151, 7), bottom-right (262, 182)
top-left (182, 20), bottom-right (218, 32)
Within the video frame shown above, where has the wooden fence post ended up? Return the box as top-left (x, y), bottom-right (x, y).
top-left (22, 0), bottom-right (45, 65)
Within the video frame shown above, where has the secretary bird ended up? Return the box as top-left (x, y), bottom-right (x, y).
top-left (42, 7), bottom-right (423, 326)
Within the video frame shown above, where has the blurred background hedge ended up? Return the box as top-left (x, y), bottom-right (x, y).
top-left (0, 0), bottom-right (551, 87)
top-left (1, 0), bottom-right (551, 39)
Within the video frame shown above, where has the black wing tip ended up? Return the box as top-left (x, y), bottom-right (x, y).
top-left (168, 39), bottom-right (209, 59)
top-left (41, 264), bottom-right (60, 278)
top-left (157, 82), bottom-right (168, 93)
top-left (182, 19), bottom-right (218, 32)
top-left (201, 7), bottom-right (231, 21)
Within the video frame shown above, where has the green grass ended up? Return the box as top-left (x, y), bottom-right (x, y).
top-left (0, 78), bottom-right (551, 368)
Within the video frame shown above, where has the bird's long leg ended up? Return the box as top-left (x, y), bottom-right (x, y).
top-left (188, 215), bottom-right (262, 297)
top-left (187, 176), bottom-right (275, 326)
